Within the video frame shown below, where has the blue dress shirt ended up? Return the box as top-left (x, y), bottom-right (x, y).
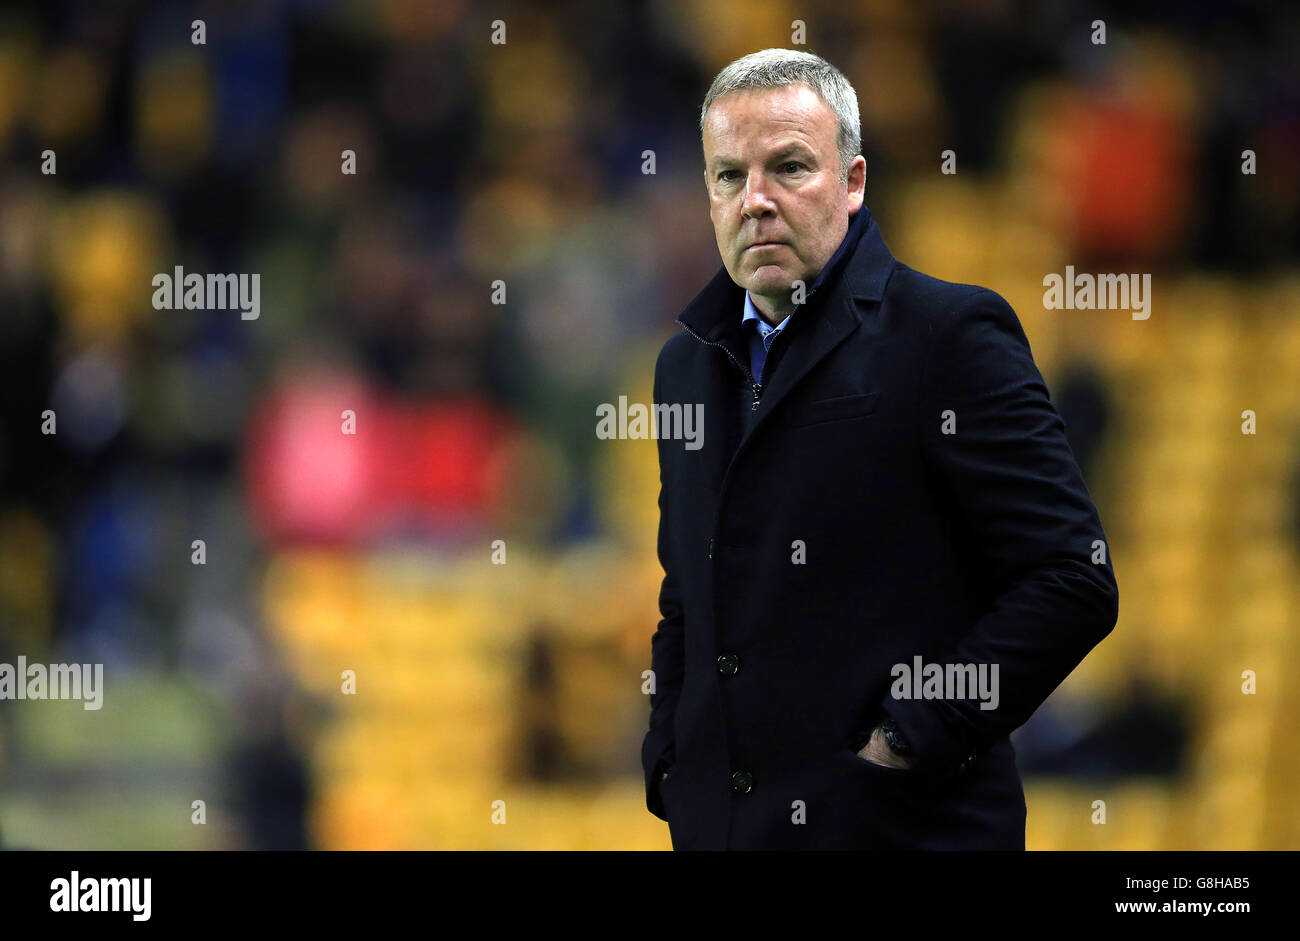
top-left (741, 292), bottom-right (791, 385)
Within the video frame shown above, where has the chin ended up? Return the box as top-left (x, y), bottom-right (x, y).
top-left (747, 269), bottom-right (791, 293)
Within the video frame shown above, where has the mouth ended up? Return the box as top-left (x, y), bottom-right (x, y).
top-left (746, 241), bottom-right (785, 250)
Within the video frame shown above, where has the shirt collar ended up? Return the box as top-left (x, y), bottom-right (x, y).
top-left (742, 291), bottom-right (791, 336)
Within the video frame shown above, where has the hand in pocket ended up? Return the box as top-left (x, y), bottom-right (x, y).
top-left (855, 725), bottom-right (917, 770)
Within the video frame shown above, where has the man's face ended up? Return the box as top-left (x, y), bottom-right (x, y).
top-left (702, 83), bottom-right (866, 311)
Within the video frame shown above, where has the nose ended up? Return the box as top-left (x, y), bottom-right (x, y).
top-left (741, 169), bottom-right (777, 220)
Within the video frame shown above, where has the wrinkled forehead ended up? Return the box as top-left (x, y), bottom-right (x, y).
top-left (702, 84), bottom-right (836, 160)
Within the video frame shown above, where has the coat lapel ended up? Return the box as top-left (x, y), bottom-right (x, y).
top-left (742, 211), bottom-right (896, 439)
top-left (675, 209), bottom-right (898, 487)
top-left (742, 285), bottom-right (860, 433)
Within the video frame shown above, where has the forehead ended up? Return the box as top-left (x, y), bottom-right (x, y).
top-left (703, 83), bottom-right (836, 156)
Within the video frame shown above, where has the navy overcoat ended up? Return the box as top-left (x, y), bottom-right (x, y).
top-left (642, 206), bottom-right (1118, 849)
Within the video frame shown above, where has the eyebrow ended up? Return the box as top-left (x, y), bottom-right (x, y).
top-left (710, 141), bottom-right (817, 170)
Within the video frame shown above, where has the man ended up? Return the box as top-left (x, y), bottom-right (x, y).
top-left (641, 48), bottom-right (1118, 850)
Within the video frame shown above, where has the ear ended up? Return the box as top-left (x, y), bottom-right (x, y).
top-left (845, 155), bottom-right (867, 213)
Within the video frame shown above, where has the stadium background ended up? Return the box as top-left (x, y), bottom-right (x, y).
top-left (0, 0), bottom-right (1298, 849)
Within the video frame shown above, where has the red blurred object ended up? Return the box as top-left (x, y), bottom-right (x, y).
top-left (1056, 98), bottom-right (1191, 262)
top-left (244, 370), bottom-right (518, 544)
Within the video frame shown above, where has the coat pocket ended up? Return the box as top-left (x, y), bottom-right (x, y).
top-left (791, 391), bottom-right (880, 427)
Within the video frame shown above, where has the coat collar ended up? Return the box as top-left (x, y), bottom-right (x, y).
top-left (675, 204), bottom-right (895, 429)
top-left (676, 204), bottom-right (893, 344)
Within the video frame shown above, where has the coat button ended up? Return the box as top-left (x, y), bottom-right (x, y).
top-left (716, 653), bottom-right (740, 676)
top-left (730, 770), bottom-right (754, 794)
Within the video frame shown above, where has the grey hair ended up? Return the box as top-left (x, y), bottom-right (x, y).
top-left (699, 48), bottom-right (862, 183)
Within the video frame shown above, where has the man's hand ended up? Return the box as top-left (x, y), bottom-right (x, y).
top-left (855, 724), bottom-right (917, 770)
